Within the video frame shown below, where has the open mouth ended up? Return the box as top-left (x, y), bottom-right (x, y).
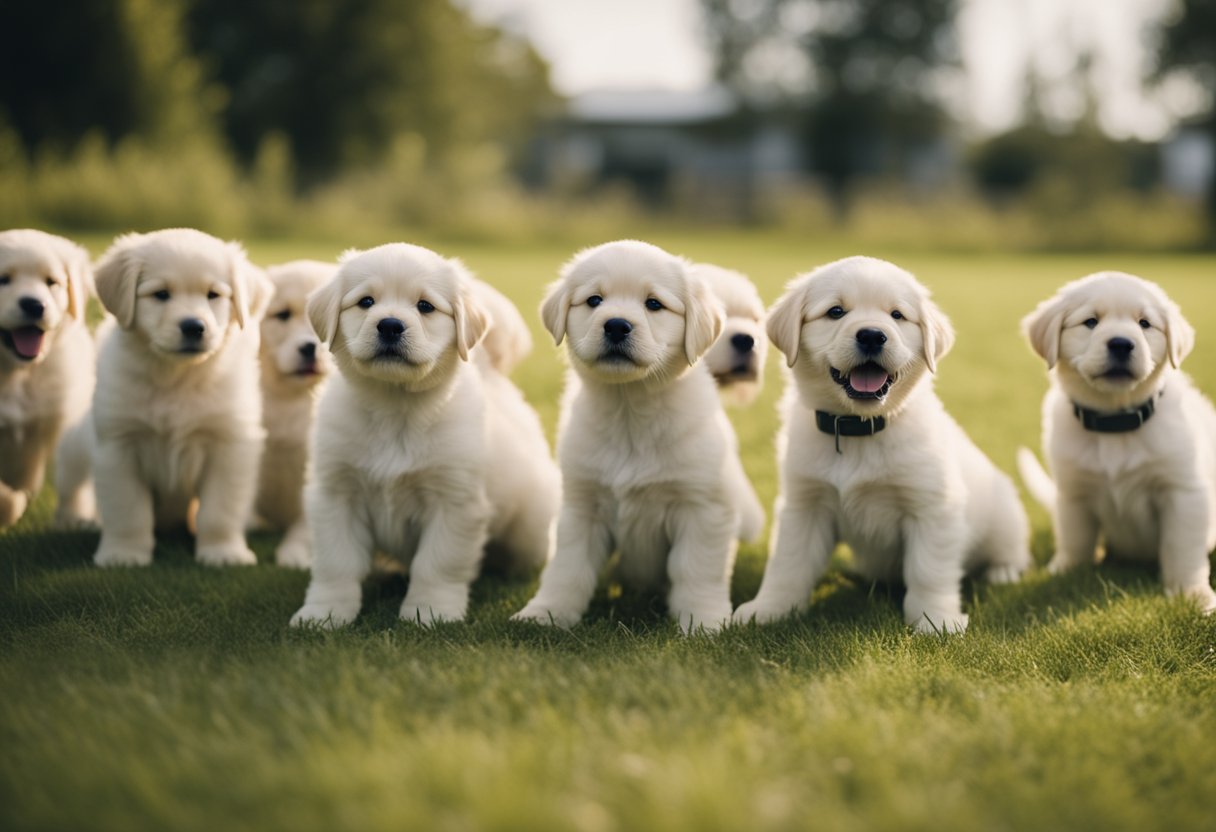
top-left (0, 326), bottom-right (45, 361)
top-left (831, 362), bottom-right (895, 400)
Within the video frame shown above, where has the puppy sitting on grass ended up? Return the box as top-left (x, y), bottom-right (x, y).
top-left (0, 229), bottom-right (94, 527)
top-left (1019, 271), bottom-right (1216, 612)
top-left (291, 244), bottom-right (559, 628)
top-left (513, 240), bottom-right (763, 633)
top-left (81, 228), bottom-right (271, 567)
top-left (693, 263), bottom-right (768, 407)
top-left (734, 256), bottom-right (1030, 633)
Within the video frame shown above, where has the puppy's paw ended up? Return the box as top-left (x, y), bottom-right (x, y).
top-left (908, 609), bottom-right (969, 635)
top-left (0, 489), bottom-right (29, 528)
top-left (1171, 584), bottom-right (1216, 614)
top-left (196, 543), bottom-right (257, 567)
top-left (94, 544), bottom-right (153, 568)
top-left (399, 600), bottom-right (466, 625)
top-left (275, 539), bottom-right (311, 570)
top-left (511, 603), bottom-right (581, 629)
top-left (290, 603), bottom-right (359, 629)
top-left (1046, 554), bottom-right (1085, 575)
top-left (673, 605), bottom-right (732, 635)
top-left (731, 599), bottom-right (796, 625)
top-left (986, 563), bottom-right (1025, 585)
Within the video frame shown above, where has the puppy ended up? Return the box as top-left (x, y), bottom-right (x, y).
top-left (0, 230), bottom-right (94, 527)
top-left (254, 259), bottom-right (335, 568)
top-left (513, 240), bottom-right (763, 633)
top-left (1019, 271), bottom-right (1216, 612)
top-left (83, 228), bottom-right (270, 567)
top-left (693, 263), bottom-right (768, 406)
top-left (290, 243), bottom-right (559, 627)
top-left (469, 277), bottom-right (533, 375)
top-left (735, 256), bottom-right (1029, 633)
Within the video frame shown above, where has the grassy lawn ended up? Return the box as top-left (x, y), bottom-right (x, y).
top-left (3, 232), bottom-right (1215, 831)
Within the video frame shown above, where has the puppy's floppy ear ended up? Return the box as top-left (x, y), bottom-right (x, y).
top-left (1163, 297), bottom-right (1195, 368)
top-left (63, 240), bottom-right (93, 321)
top-left (1022, 292), bottom-right (1068, 369)
top-left (448, 260), bottom-right (489, 361)
top-left (683, 273), bottom-right (725, 365)
top-left (539, 280), bottom-right (571, 346)
top-left (766, 279), bottom-right (808, 368)
top-left (306, 276), bottom-right (345, 349)
top-left (94, 233), bottom-right (144, 329)
top-left (224, 242), bottom-right (266, 329)
top-left (918, 296), bottom-right (955, 374)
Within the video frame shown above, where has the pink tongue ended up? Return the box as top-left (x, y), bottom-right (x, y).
top-left (11, 327), bottom-right (44, 359)
top-left (849, 364), bottom-right (889, 393)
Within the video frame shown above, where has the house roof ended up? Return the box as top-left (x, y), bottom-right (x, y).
top-left (567, 86), bottom-right (736, 125)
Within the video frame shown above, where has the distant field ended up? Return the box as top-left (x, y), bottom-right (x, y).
top-left (3, 234), bottom-right (1215, 831)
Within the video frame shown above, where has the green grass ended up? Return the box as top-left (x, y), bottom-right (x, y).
top-left (3, 233), bottom-right (1216, 831)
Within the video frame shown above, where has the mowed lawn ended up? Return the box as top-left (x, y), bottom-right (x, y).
top-left (3, 233), bottom-right (1215, 831)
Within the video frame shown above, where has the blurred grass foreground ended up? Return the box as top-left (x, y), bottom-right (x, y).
top-left (1, 0), bottom-right (1214, 250)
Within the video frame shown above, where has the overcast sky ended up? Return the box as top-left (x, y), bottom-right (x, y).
top-left (463, 0), bottom-right (1200, 140)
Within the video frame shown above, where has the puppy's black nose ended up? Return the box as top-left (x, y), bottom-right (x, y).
top-left (1107, 337), bottom-right (1134, 361)
top-left (730, 333), bottom-right (754, 353)
top-left (179, 318), bottom-right (206, 340)
top-left (377, 318), bottom-right (405, 342)
top-left (604, 318), bottom-right (633, 345)
top-left (298, 342), bottom-right (317, 359)
top-left (18, 297), bottom-right (45, 320)
top-left (855, 328), bottom-right (887, 355)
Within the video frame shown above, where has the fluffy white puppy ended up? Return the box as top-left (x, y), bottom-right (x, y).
top-left (254, 259), bottom-right (335, 568)
top-left (0, 229), bottom-right (94, 527)
top-left (291, 243), bottom-right (559, 627)
top-left (692, 263), bottom-right (768, 406)
top-left (1019, 271), bottom-right (1216, 612)
top-left (470, 277), bottom-right (533, 375)
top-left (81, 228), bottom-right (270, 567)
top-left (735, 256), bottom-right (1030, 633)
top-left (513, 240), bottom-right (763, 633)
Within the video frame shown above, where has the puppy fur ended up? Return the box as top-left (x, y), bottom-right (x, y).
top-left (1020, 271), bottom-right (1216, 612)
top-left (0, 229), bottom-right (94, 527)
top-left (469, 277), bottom-right (533, 375)
top-left (291, 243), bottom-right (559, 627)
top-left (80, 228), bottom-right (271, 567)
top-left (735, 256), bottom-right (1029, 633)
top-left (255, 259), bottom-right (335, 568)
top-left (693, 263), bottom-right (768, 406)
top-left (513, 240), bottom-right (763, 633)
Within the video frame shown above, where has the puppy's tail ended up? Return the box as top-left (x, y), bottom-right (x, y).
top-left (1016, 447), bottom-right (1056, 511)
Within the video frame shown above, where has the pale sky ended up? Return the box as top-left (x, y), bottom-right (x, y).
top-left (463, 0), bottom-right (1200, 140)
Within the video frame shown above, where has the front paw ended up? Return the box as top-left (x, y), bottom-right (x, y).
top-left (399, 598), bottom-right (467, 625)
top-left (906, 606), bottom-right (969, 634)
top-left (673, 604), bottom-right (732, 635)
top-left (986, 563), bottom-right (1025, 585)
top-left (0, 489), bottom-right (29, 528)
top-left (196, 542), bottom-right (257, 567)
top-left (94, 543), bottom-right (153, 568)
top-left (275, 539), bottom-right (311, 570)
top-left (1046, 553), bottom-right (1087, 575)
top-left (732, 598), bottom-right (798, 625)
top-left (290, 602), bottom-right (359, 629)
top-left (1171, 584), bottom-right (1216, 614)
top-left (511, 602), bottom-right (581, 629)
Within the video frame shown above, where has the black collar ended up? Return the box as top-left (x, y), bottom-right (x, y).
top-left (815, 410), bottom-right (886, 453)
top-left (1072, 395), bottom-right (1157, 433)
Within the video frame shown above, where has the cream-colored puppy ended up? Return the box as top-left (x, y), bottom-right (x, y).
top-left (254, 259), bottom-right (335, 568)
top-left (513, 240), bottom-right (763, 633)
top-left (735, 256), bottom-right (1029, 633)
top-left (1019, 272), bottom-right (1216, 612)
top-left (693, 263), bottom-right (768, 406)
top-left (0, 229), bottom-right (94, 527)
top-left (83, 228), bottom-right (270, 567)
top-left (470, 277), bottom-right (533, 375)
top-left (291, 243), bottom-right (559, 627)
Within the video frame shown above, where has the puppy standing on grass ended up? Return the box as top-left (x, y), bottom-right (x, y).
top-left (254, 260), bottom-right (335, 568)
top-left (513, 240), bottom-right (763, 633)
top-left (80, 228), bottom-right (271, 567)
top-left (291, 244), bottom-right (559, 627)
top-left (693, 263), bottom-right (768, 407)
top-left (734, 256), bottom-right (1029, 633)
top-left (0, 230), bottom-right (94, 527)
top-left (1019, 272), bottom-right (1216, 612)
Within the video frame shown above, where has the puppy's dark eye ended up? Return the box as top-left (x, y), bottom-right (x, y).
top-left (827, 306), bottom-right (846, 319)
top-left (207, 290), bottom-right (220, 300)
top-left (891, 310), bottom-right (904, 320)
top-left (1139, 319), bottom-right (1151, 330)
top-left (645, 298), bottom-right (663, 312)
top-left (417, 299), bottom-right (435, 314)
top-left (273, 309), bottom-right (291, 322)
top-left (1083, 317), bottom-right (1098, 329)
top-left (357, 296), bottom-right (375, 309)
top-left (153, 289), bottom-right (170, 301)
top-left (586, 295), bottom-right (603, 308)
top-left (0, 275), bottom-right (9, 286)
top-left (45, 277), bottom-right (57, 287)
